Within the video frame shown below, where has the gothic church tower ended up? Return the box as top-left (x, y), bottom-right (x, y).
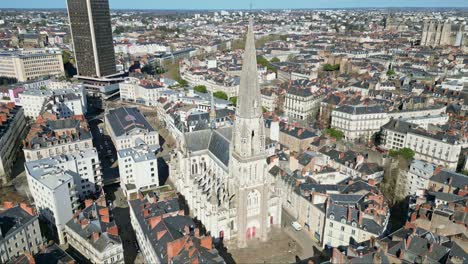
top-left (230, 18), bottom-right (271, 248)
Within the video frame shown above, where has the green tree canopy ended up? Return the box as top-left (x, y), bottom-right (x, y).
top-left (389, 148), bottom-right (415, 160)
top-left (324, 128), bottom-right (344, 140)
top-left (176, 78), bottom-right (188, 87)
top-left (270, 57), bottom-right (281, 63)
top-left (323, 64), bottom-right (340, 72)
top-left (229, 96), bottom-right (238, 106)
top-left (213, 91), bottom-right (228, 100)
top-left (387, 69), bottom-right (396, 76)
top-left (193, 85), bottom-right (207, 93)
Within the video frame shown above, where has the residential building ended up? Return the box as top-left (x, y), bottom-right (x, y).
top-left (118, 140), bottom-right (159, 198)
top-left (41, 93), bottom-right (86, 119)
top-left (0, 103), bottom-right (27, 183)
top-left (405, 160), bottom-right (436, 196)
top-left (260, 88), bottom-right (278, 112)
top-left (67, 0), bottom-right (117, 77)
top-left (331, 105), bottom-right (386, 141)
top-left (428, 169), bottom-right (468, 195)
top-left (18, 85), bottom-right (87, 119)
top-left (119, 76), bottom-right (167, 106)
top-left (323, 195), bottom-right (388, 248)
top-left (330, 224), bottom-right (467, 264)
top-left (129, 189), bottom-right (224, 264)
top-left (381, 119), bottom-right (465, 169)
top-left (0, 203), bottom-right (42, 263)
top-left (34, 243), bottom-right (76, 264)
top-left (0, 49), bottom-right (64, 82)
top-left (65, 195), bottom-right (124, 264)
top-left (284, 80), bottom-right (327, 122)
top-left (24, 148), bottom-right (102, 199)
top-left (105, 107), bottom-right (159, 151)
top-left (23, 115), bottom-right (93, 162)
top-left (278, 124), bottom-right (318, 153)
top-left (25, 162), bottom-right (78, 244)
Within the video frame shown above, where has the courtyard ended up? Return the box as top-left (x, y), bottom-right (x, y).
top-left (227, 228), bottom-right (306, 264)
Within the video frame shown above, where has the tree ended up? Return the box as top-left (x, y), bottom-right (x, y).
top-left (387, 69), bottom-right (396, 76)
top-left (323, 64), bottom-right (340, 72)
top-left (0, 76), bottom-right (18, 85)
top-left (113, 26), bottom-right (125, 35)
top-left (62, 50), bottom-right (72, 65)
top-left (389, 148), bottom-right (415, 160)
top-left (193, 85), bottom-right (207, 93)
top-left (229, 96), bottom-right (238, 106)
top-left (324, 128), bottom-right (344, 140)
top-left (257, 56), bottom-right (277, 72)
top-left (270, 57), bottom-right (281, 63)
top-left (176, 78), bottom-right (188, 87)
top-left (213, 91), bottom-right (228, 100)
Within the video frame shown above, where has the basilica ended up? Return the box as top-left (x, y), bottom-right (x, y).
top-left (170, 18), bottom-right (282, 248)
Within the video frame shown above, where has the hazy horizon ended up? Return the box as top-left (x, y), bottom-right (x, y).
top-left (1, 0), bottom-right (468, 10)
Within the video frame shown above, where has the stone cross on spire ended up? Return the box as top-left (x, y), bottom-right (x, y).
top-left (236, 17), bottom-right (262, 119)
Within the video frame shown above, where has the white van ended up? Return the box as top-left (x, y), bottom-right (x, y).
top-left (291, 221), bottom-right (302, 231)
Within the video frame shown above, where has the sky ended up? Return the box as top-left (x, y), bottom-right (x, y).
top-left (1, 0), bottom-right (468, 9)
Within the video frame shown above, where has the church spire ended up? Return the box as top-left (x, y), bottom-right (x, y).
top-left (210, 88), bottom-right (216, 129)
top-left (231, 18), bottom-right (266, 158)
top-left (236, 17), bottom-right (262, 119)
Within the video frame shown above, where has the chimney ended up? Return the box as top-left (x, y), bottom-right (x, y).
top-left (368, 179), bottom-right (376, 186)
top-left (149, 216), bottom-right (162, 229)
top-left (428, 243), bottom-right (433, 253)
top-left (410, 212), bottom-right (417, 222)
top-left (3, 201), bottom-right (14, 209)
top-left (98, 208), bottom-right (109, 216)
top-left (92, 232), bottom-right (100, 242)
top-left (157, 230), bottom-right (167, 240)
top-left (107, 225), bottom-right (118, 236)
top-left (142, 209), bottom-right (150, 218)
top-left (347, 207), bottom-right (352, 222)
top-left (80, 219), bottom-right (89, 229)
top-left (84, 199), bottom-right (93, 208)
top-left (399, 249), bottom-right (405, 259)
top-left (358, 211), bottom-right (363, 225)
top-left (167, 238), bottom-right (186, 262)
top-left (405, 235), bottom-right (413, 249)
top-left (194, 228), bottom-right (200, 237)
top-left (200, 236), bottom-right (213, 250)
top-left (339, 152), bottom-right (345, 159)
top-left (184, 225), bottom-right (190, 235)
top-left (433, 166), bottom-right (443, 176)
top-left (101, 215), bottom-right (110, 223)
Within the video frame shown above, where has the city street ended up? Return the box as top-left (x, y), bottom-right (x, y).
top-left (88, 117), bottom-right (120, 185)
top-left (104, 184), bottom-right (142, 264)
top-left (281, 208), bottom-right (321, 260)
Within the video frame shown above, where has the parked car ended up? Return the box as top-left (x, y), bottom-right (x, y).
top-left (291, 221), bottom-right (302, 231)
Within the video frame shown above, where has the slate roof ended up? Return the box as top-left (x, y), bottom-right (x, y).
top-left (65, 200), bottom-right (122, 253)
top-left (0, 205), bottom-right (36, 239)
top-left (129, 194), bottom-right (223, 263)
top-left (335, 105), bottom-right (384, 115)
top-left (430, 170), bottom-right (468, 190)
top-left (184, 127), bottom-right (233, 167)
top-left (106, 107), bottom-right (154, 137)
top-left (34, 243), bottom-right (75, 264)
